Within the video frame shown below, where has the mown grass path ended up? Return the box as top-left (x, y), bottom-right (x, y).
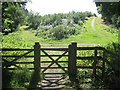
top-left (91, 17), bottom-right (115, 41)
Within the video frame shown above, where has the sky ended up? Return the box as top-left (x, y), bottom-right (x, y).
top-left (26, 0), bottom-right (99, 16)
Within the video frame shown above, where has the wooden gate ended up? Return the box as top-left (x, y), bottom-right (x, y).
top-left (37, 43), bottom-right (69, 89)
top-left (2, 42), bottom-right (118, 89)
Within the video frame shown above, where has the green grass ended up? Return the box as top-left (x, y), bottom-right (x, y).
top-left (94, 17), bottom-right (118, 41)
top-left (2, 17), bottom-right (119, 89)
top-left (45, 17), bottom-right (118, 45)
top-left (2, 17), bottom-right (118, 49)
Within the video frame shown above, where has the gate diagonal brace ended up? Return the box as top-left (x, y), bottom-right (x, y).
top-left (2, 50), bottom-right (33, 69)
top-left (2, 58), bottom-right (22, 69)
top-left (10, 50), bottom-right (33, 63)
top-left (41, 50), bottom-right (68, 73)
top-left (4, 50), bottom-right (33, 65)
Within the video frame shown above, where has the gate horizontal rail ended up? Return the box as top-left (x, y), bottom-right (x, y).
top-left (2, 48), bottom-right (34, 51)
top-left (41, 61), bottom-right (68, 63)
top-left (77, 56), bottom-right (103, 60)
top-left (77, 47), bottom-right (104, 50)
top-left (77, 66), bottom-right (102, 69)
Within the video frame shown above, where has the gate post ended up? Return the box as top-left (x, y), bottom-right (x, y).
top-left (93, 49), bottom-right (97, 77)
top-left (68, 42), bottom-right (77, 83)
top-left (102, 49), bottom-right (105, 78)
top-left (28, 42), bottom-right (41, 89)
top-left (34, 42), bottom-right (41, 73)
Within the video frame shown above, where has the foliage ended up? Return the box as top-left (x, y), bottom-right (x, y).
top-left (36, 24), bottom-right (84, 40)
top-left (26, 12), bottom-right (42, 29)
top-left (50, 25), bottom-right (75, 40)
top-left (2, 68), bottom-right (32, 88)
top-left (95, 2), bottom-right (120, 28)
top-left (2, 31), bottom-right (34, 48)
top-left (2, 17), bottom-right (118, 49)
top-left (26, 11), bottom-right (95, 30)
top-left (104, 43), bottom-right (120, 89)
top-left (2, 2), bottom-right (28, 34)
top-left (94, 42), bottom-right (120, 89)
top-left (32, 11), bottom-right (94, 40)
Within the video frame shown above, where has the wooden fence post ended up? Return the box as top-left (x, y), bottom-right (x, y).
top-left (34, 42), bottom-right (40, 73)
top-left (68, 42), bottom-right (77, 83)
top-left (28, 42), bottom-right (41, 89)
top-left (93, 49), bottom-right (97, 77)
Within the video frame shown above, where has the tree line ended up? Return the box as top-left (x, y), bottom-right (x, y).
top-left (2, 2), bottom-right (96, 35)
top-left (2, 2), bottom-right (120, 36)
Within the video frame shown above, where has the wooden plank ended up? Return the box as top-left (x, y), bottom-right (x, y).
top-left (2, 48), bottom-right (68, 51)
top-left (44, 76), bottom-right (62, 78)
top-left (2, 55), bottom-right (68, 57)
top-left (41, 61), bottom-right (68, 63)
top-left (2, 55), bottom-right (34, 57)
top-left (77, 56), bottom-right (102, 60)
top-left (41, 48), bottom-right (68, 51)
top-left (43, 73), bottom-right (64, 74)
top-left (77, 66), bottom-right (102, 69)
top-left (77, 47), bottom-right (105, 50)
top-left (41, 55), bottom-right (68, 57)
top-left (6, 68), bottom-right (34, 70)
top-left (3, 62), bottom-right (33, 64)
top-left (2, 48), bottom-right (34, 51)
top-left (44, 78), bottom-right (63, 81)
top-left (41, 67), bottom-right (67, 69)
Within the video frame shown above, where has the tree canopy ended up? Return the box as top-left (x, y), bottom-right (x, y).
top-left (2, 2), bottom-right (28, 34)
top-left (95, 2), bottom-right (120, 28)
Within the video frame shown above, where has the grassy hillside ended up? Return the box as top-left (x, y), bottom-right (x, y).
top-left (2, 17), bottom-right (118, 48)
top-left (2, 17), bottom-right (119, 89)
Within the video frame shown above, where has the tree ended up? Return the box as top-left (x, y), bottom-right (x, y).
top-left (26, 12), bottom-right (41, 29)
top-left (2, 2), bottom-right (27, 34)
top-left (95, 2), bottom-right (120, 28)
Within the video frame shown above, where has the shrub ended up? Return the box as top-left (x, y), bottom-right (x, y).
top-left (2, 68), bottom-right (32, 88)
top-left (103, 42), bottom-right (120, 89)
top-left (49, 25), bottom-right (78, 40)
top-left (94, 42), bottom-right (120, 89)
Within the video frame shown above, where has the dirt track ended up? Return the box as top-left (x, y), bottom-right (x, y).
top-left (91, 18), bottom-right (115, 41)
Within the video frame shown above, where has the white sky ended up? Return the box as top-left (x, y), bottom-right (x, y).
top-left (26, 0), bottom-right (99, 16)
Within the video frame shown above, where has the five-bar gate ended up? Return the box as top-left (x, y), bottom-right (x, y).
top-left (2, 41), bottom-right (116, 89)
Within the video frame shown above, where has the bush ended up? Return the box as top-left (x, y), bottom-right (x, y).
top-left (50, 25), bottom-right (76, 40)
top-left (2, 68), bottom-right (32, 88)
top-left (35, 25), bottom-right (81, 40)
top-left (94, 42), bottom-right (120, 89)
top-left (103, 42), bottom-right (120, 89)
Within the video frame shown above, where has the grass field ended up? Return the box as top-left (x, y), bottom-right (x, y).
top-left (2, 17), bottom-right (118, 48)
top-left (38, 17), bottom-right (118, 45)
top-left (34, 17), bottom-right (117, 45)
